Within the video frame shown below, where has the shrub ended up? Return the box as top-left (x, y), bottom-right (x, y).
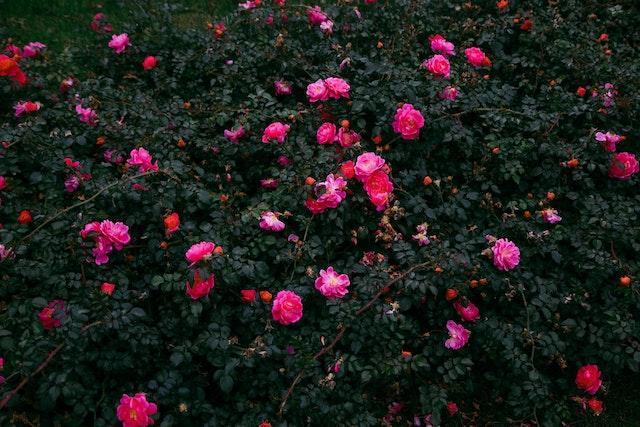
top-left (0, 0), bottom-right (639, 425)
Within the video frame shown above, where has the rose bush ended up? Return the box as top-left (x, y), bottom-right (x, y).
top-left (0, 0), bottom-right (639, 425)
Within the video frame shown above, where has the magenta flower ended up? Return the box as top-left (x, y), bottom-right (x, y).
top-left (127, 148), bottom-right (159, 173)
top-left (116, 393), bottom-right (157, 427)
top-left (185, 241), bottom-right (217, 265)
top-left (38, 300), bottom-right (66, 330)
top-left (324, 77), bottom-right (350, 99)
top-left (440, 86), bottom-right (459, 101)
top-left (306, 79), bottom-right (329, 103)
top-left (307, 6), bottom-right (328, 25)
top-left (224, 126), bottom-right (245, 143)
top-left (491, 238), bottom-right (520, 271)
top-left (454, 301), bottom-right (480, 322)
top-left (186, 271), bottom-right (215, 300)
top-left (261, 122), bottom-right (290, 144)
top-left (315, 266), bottom-right (350, 299)
top-left (272, 290), bottom-right (303, 325)
top-left (75, 104), bottom-right (98, 126)
top-left (392, 103), bottom-right (425, 140)
top-left (541, 209), bottom-right (562, 224)
top-left (355, 152), bottom-right (385, 182)
top-left (465, 47), bottom-right (491, 67)
top-left (444, 320), bottom-right (470, 350)
top-left (274, 80), bottom-right (293, 95)
top-left (595, 131), bottom-right (623, 152)
top-left (316, 122), bottom-right (337, 145)
top-left (14, 101), bottom-right (41, 117)
top-left (21, 42), bottom-right (46, 58)
top-left (80, 220), bottom-right (130, 265)
top-left (336, 127), bottom-right (361, 147)
top-left (429, 34), bottom-right (455, 56)
top-left (259, 211), bottom-right (285, 232)
top-left (108, 33), bottom-right (131, 54)
top-left (315, 173), bottom-right (347, 208)
top-left (421, 54), bottom-right (451, 78)
top-left (608, 152), bottom-right (639, 180)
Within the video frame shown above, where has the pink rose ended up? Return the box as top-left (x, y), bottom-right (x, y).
top-left (0, 176), bottom-right (6, 191)
top-left (541, 209), bottom-right (562, 224)
top-left (259, 211), bottom-right (285, 231)
top-left (142, 56), bottom-right (157, 70)
top-left (364, 170), bottom-right (393, 210)
top-left (108, 33), bottom-right (130, 54)
top-left (261, 122), bottom-right (290, 144)
top-left (324, 77), bottom-right (350, 99)
top-left (224, 126), bottom-right (245, 143)
top-left (465, 47), bottom-right (491, 67)
top-left (75, 104), bottom-right (98, 126)
top-left (392, 103), bottom-right (425, 140)
top-left (14, 101), bottom-right (41, 117)
top-left (337, 127), bottom-right (361, 147)
top-left (316, 122), bottom-right (337, 145)
top-left (608, 152), bottom-right (639, 180)
top-left (306, 79), bottom-right (329, 103)
top-left (127, 147), bottom-right (159, 173)
top-left (307, 6), bottom-right (328, 25)
top-left (429, 34), bottom-right (455, 56)
top-left (440, 86), bottom-right (459, 101)
top-left (355, 152), bottom-right (385, 182)
top-left (422, 54), bottom-right (451, 78)
top-left (454, 301), bottom-right (480, 322)
top-left (491, 238), bottom-right (520, 271)
top-left (315, 174), bottom-right (347, 208)
top-left (116, 393), bottom-right (157, 427)
top-left (595, 131), bottom-right (623, 152)
top-left (99, 220), bottom-right (131, 250)
top-left (186, 271), bottom-right (215, 300)
top-left (185, 241), bottom-right (217, 264)
top-left (38, 300), bottom-right (65, 330)
top-left (444, 320), bottom-right (470, 350)
top-left (100, 282), bottom-right (116, 296)
top-left (272, 290), bottom-right (303, 325)
top-left (274, 80), bottom-right (292, 95)
top-left (315, 266), bottom-right (350, 299)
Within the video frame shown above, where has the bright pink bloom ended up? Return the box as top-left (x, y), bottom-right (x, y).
top-left (261, 122), bottom-right (290, 144)
top-left (324, 77), bottom-right (350, 99)
top-left (38, 300), bottom-right (65, 330)
top-left (14, 101), bottom-right (41, 117)
top-left (320, 20), bottom-right (334, 34)
top-left (608, 152), bottom-right (639, 180)
top-left (101, 282), bottom-right (116, 295)
top-left (100, 220), bottom-right (131, 249)
top-left (186, 271), bottom-right (215, 300)
top-left (454, 301), bottom-right (480, 322)
top-left (595, 131), bottom-right (623, 152)
top-left (337, 127), bottom-right (361, 147)
top-left (444, 320), bottom-right (470, 350)
top-left (81, 220), bottom-right (130, 265)
top-left (315, 174), bottom-right (347, 208)
top-left (465, 47), bottom-right (491, 67)
top-left (277, 155), bottom-right (292, 167)
top-left (316, 122), bottom-right (337, 145)
top-left (75, 104), bottom-right (98, 126)
top-left (259, 211), bottom-right (285, 231)
top-left (541, 209), bottom-right (562, 224)
top-left (272, 290), bottom-right (303, 325)
top-left (108, 33), bottom-right (131, 54)
top-left (364, 170), bottom-right (393, 211)
top-left (224, 126), bottom-right (245, 143)
top-left (355, 152), bottom-right (385, 182)
top-left (260, 178), bottom-right (279, 189)
top-left (307, 6), bottom-right (328, 25)
top-left (142, 56), bottom-right (157, 70)
top-left (116, 393), bottom-right (157, 427)
top-left (185, 241), bottom-right (217, 264)
top-left (440, 86), bottom-right (459, 100)
top-left (274, 80), bottom-right (292, 95)
top-left (127, 148), bottom-right (159, 173)
top-left (422, 54), bottom-right (451, 78)
top-left (491, 238), bottom-right (520, 271)
top-left (22, 42), bottom-right (46, 58)
top-left (239, 0), bottom-right (260, 9)
top-left (392, 103), bottom-right (425, 140)
top-left (315, 266), bottom-right (350, 299)
top-left (447, 402), bottom-right (459, 415)
top-left (64, 176), bottom-right (80, 192)
top-left (576, 365), bottom-right (602, 395)
top-left (306, 79), bottom-right (329, 102)
top-left (0, 176), bottom-right (6, 190)
top-left (429, 34), bottom-right (455, 56)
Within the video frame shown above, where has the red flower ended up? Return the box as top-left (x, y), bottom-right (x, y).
top-left (163, 212), bottom-right (180, 236)
top-left (588, 397), bottom-right (603, 415)
top-left (576, 86), bottom-right (586, 97)
top-left (185, 271), bottom-right (215, 300)
top-left (446, 401), bottom-right (459, 415)
top-left (38, 300), bottom-right (65, 330)
top-left (142, 56), bottom-right (157, 70)
top-left (100, 282), bottom-right (116, 296)
top-left (0, 54), bottom-right (27, 85)
top-left (445, 289), bottom-right (458, 301)
top-left (241, 289), bottom-right (257, 302)
top-left (339, 160), bottom-right (355, 179)
top-left (17, 210), bottom-right (32, 224)
top-left (520, 19), bottom-right (533, 31)
top-left (575, 364), bottom-right (602, 394)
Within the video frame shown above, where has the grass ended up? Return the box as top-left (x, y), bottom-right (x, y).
top-left (0, 0), bottom-right (235, 50)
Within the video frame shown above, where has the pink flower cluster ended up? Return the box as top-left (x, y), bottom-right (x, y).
top-left (81, 220), bottom-right (131, 265)
top-left (316, 123), bottom-right (361, 147)
top-left (127, 148), bottom-right (159, 173)
top-left (259, 211), bottom-right (285, 231)
top-left (315, 266), bottom-right (350, 299)
top-left (272, 290), bottom-right (303, 325)
top-left (262, 122), bottom-right (290, 144)
top-left (75, 104), bottom-right (98, 126)
top-left (306, 77), bottom-right (350, 102)
top-left (116, 393), bottom-right (157, 427)
top-left (355, 152), bottom-right (394, 211)
top-left (392, 104), bottom-right (425, 140)
top-left (108, 33), bottom-right (131, 54)
top-left (307, 6), bottom-right (333, 34)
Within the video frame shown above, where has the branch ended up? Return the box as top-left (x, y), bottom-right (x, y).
top-left (277, 261), bottom-right (432, 416)
top-left (0, 321), bottom-right (103, 410)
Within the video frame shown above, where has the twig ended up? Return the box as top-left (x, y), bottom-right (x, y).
top-left (0, 321), bottom-right (103, 410)
top-left (277, 261), bottom-right (432, 416)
